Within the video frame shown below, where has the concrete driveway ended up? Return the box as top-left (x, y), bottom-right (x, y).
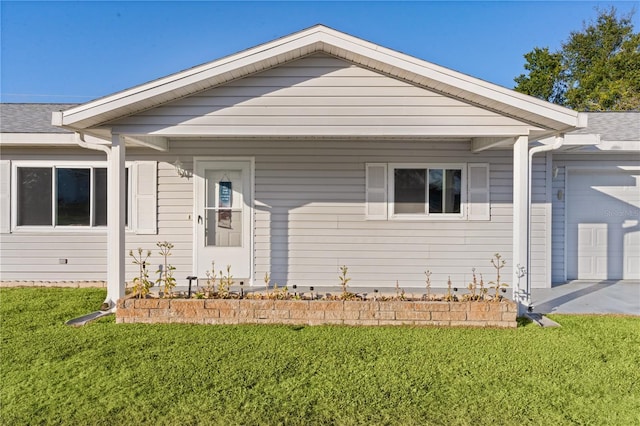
top-left (531, 280), bottom-right (640, 316)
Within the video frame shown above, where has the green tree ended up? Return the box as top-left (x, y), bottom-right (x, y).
top-left (515, 7), bottom-right (640, 111)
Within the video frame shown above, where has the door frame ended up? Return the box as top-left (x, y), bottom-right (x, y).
top-left (192, 156), bottom-right (255, 285)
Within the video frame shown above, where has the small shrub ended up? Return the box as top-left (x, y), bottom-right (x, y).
top-left (443, 276), bottom-right (457, 302)
top-left (489, 253), bottom-right (508, 300)
top-left (129, 248), bottom-right (153, 299)
top-left (204, 261), bottom-right (217, 298)
top-left (156, 241), bottom-right (176, 298)
top-left (395, 280), bottom-right (406, 301)
top-left (338, 265), bottom-right (358, 300)
top-left (217, 265), bottom-right (234, 299)
top-left (424, 270), bottom-right (432, 300)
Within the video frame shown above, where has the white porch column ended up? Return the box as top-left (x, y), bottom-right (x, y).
top-left (513, 135), bottom-right (530, 315)
top-left (105, 133), bottom-right (126, 307)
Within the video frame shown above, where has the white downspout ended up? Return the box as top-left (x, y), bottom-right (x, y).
top-left (75, 132), bottom-right (111, 156)
top-left (526, 135), bottom-right (564, 311)
top-left (74, 132), bottom-right (114, 309)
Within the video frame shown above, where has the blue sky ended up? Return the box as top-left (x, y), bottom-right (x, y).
top-left (1, 1), bottom-right (638, 103)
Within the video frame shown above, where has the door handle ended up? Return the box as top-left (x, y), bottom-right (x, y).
top-left (198, 215), bottom-right (203, 224)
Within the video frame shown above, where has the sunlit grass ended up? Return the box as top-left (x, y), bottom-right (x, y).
top-left (2, 287), bottom-right (639, 425)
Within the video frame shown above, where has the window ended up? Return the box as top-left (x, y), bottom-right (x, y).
top-left (366, 163), bottom-right (489, 221)
top-left (392, 166), bottom-right (462, 217)
top-left (15, 165), bottom-right (128, 228)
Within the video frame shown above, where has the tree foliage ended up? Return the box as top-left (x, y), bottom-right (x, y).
top-left (515, 8), bottom-right (640, 111)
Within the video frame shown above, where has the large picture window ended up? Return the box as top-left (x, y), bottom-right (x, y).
top-left (391, 165), bottom-right (463, 217)
top-left (16, 166), bottom-right (128, 228)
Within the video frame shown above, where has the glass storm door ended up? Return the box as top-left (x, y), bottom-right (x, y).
top-left (194, 160), bottom-right (252, 281)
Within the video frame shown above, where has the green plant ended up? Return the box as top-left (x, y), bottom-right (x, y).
top-left (444, 276), bottom-right (456, 302)
top-left (338, 265), bottom-right (358, 300)
top-left (463, 268), bottom-right (486, 302)
top-left (424, 270), bottom-right (432, 300)
top-left (129, 248), bottom-right (153, 298)
top-left (264, 272), bottom-right (271, 297)
top-left (479, 273), bottom-right (487, 300)
top-left (156, 241), bottom-right (176, 298)
top-left (489, 253), bottom-right (509, 300)
top-left (204, 261), bottom-right (217, 298)
top-left (269, 283), bottom-right (289, 300)
top-left (217, 265), bottom-right (234, 298)
top-left (339, 265), bottom-right (350, 294)
top-left (395, 280), bottom-right (406, 301)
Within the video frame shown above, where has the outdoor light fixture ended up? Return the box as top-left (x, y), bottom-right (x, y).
top-left (173, 158), bottom-right (190, 178)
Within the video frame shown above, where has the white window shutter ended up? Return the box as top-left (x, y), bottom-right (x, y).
top-left (0, 161), bottom-right (10, 233)
top-left (366, 163), bottom-right (388, 220)
top-left (133, 161), bottom-right (157, 234)
top-left (467, 163), bottom-right (490, 220)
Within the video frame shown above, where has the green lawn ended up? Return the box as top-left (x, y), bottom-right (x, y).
top-left (1, 288), bottom-right (639, 425)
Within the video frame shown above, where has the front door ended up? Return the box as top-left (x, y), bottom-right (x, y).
top-left (194, 159), bottom-right (252, 281)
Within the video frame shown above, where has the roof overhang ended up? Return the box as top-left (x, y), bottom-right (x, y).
top-left (54, 25), bottom-right (584, 138)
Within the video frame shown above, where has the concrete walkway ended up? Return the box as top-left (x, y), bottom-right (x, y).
top-left (531, 280), bottom-right (639, 316)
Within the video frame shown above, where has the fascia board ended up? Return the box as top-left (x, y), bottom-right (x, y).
top-left (0, 133), bottom-right (76, 146)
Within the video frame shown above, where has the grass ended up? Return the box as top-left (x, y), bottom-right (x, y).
top-left (1, 288), bottom-right (639, 425)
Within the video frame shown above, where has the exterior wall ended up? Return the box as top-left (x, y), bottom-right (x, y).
top-left (110, 54), bottom-right (534, 137)
top-left (551, 153), bottom-right (640, 283)
top-left (0, 147), bottom-right (193, 283)
top-left (169, 139), bottom-right (517, 291)
top-left (530, 154), bottom-right (550, 288)
top-left (0, 148), bottom-right (110, 281)
top-left (1, 141), bottom-right (529, 292)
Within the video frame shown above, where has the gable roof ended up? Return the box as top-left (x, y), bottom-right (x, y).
top-left (2, 103), bottom-right (75, 133)
top-left (55, 25), bottom-right (583, 135)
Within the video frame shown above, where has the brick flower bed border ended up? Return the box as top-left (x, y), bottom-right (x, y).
top-left (117, 298), bottom-right (517, 328)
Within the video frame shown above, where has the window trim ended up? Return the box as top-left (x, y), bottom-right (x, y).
top-left (387, 163), bottom-right (466, 220)
top-left (11, 161), bottom-right (132, 232)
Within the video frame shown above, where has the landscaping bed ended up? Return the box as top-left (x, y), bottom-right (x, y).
top-left (116, 298), bottom-right (517, 327)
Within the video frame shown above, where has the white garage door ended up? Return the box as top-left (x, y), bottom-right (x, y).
top-left (567, 169), bottom-right (640, 280)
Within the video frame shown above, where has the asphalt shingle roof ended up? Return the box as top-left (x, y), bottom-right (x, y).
top-left (1, 103), bottom-right (77, 133)
top-left (1, 104), bottom-right (638, 142)
top-left (570, 112), bottom-right (640, 141)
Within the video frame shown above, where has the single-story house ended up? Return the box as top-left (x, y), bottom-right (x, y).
top-left (1, 25), bottom-right (638, 314)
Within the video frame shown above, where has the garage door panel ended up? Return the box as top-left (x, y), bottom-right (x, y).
top-left (567, 169), bottom-right (640, 280)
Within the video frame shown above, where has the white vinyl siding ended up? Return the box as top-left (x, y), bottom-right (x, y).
top-left (530, 156), bottom-right (550, 288)
top-left (110, 54), bottom-right (534, 138)
top-left (1, 141), bottom-right (533, 290)
top-left (163, 140), bottom-right (515, 290)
